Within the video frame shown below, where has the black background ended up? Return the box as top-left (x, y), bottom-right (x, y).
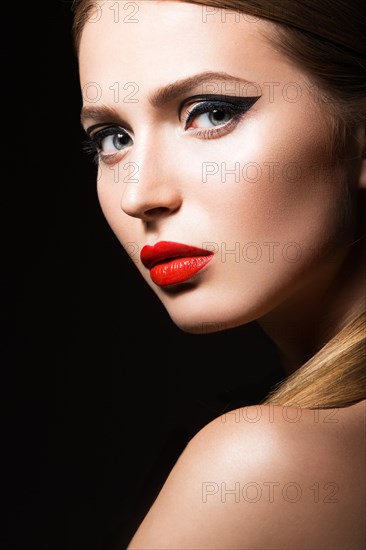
top-left (4, 2), bottom-right (285, 548)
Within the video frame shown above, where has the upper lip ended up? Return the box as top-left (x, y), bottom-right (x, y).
top-left (140, 241), bottom-right (213, 269)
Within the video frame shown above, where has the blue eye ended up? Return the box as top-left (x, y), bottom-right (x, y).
top-left (191, 108), bottom-right (233, 128)
top-left (92, 126), bottom-right (133, 154)
top-left (83, 125), bottom-right (133, 164)
top-left (182, 96), bottom-right (260, 136)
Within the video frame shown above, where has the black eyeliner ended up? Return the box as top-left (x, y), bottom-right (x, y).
top-left (178, 94), bottom-right (261, 120)
top-left (82, 125), bottom-right (133, 163)
top-left (85, 122), bottom-right (133, 137)
top-left (86, 122), bottom-right (111, 136)
top-left (85, 122), bottom-right (123, 137)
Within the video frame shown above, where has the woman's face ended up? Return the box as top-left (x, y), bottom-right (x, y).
top-left (78, 1), bottom-right (358, 333)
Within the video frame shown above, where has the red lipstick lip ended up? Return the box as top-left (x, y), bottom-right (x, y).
top-left (140, 241), bottom-right (214, 286)
top-left (140, 241), bottom-right (212, 269)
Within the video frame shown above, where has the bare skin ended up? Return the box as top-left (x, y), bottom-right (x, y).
top-left (128, 400), bottom-right (366, 549)
top-left (77, 1), bottom-right (366, 547)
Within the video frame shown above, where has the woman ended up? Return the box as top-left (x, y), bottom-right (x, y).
top-left (72, 0), bottom-right (366, 547)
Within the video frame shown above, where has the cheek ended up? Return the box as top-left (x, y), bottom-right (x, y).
top-left (198, 112), bottom-right (351, 252)
top-left (97, 178), bottom-right (147, 273)
top-left (96, 173), bottom-right (118, 225)
top-left (96, 172), bottom-right (133, 238)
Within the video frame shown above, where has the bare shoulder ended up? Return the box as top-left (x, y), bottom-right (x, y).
top-left (127, 401), bottom-right (366, 550)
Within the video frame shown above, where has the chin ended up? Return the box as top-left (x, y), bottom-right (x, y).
top-left (163, 300), bottom-right (258, 335)
top-left (155, 280), bottom-right (280, 334)
top-left (174, 319), bottom-right (229, 335)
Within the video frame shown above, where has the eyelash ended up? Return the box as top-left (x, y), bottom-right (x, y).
top-left (83, 96), bottom-right (260, 165)
top-left (181, 97), bottom-right (259, 139)
top-left (83, 127), bottom-right (132, 165)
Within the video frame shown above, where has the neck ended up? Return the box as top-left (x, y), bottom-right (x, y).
top-left (258, 237), bottom-right (366, 376)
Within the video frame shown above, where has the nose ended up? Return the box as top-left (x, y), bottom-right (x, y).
top-left (120, 142), bottom-right (182, 222)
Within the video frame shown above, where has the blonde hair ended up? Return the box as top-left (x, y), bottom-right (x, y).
top-left (262, 311), bottom-right (366, 408)
top-left (72, 0), bottom-right (366, 409)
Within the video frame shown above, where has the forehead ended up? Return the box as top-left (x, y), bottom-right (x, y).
top-left (78, 0), bottom-right (305, 92)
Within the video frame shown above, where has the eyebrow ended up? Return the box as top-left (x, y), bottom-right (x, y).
top-left (148, 71), bottom-right (253, 107)
top-left (80, 71), bottom-right (254, 127)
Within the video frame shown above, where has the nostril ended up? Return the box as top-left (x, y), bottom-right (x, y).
top-left (144, 206), bottom-right (174, 219)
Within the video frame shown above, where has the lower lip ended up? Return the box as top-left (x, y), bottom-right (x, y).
top-left (150, 255), bottom-right (213, 286)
